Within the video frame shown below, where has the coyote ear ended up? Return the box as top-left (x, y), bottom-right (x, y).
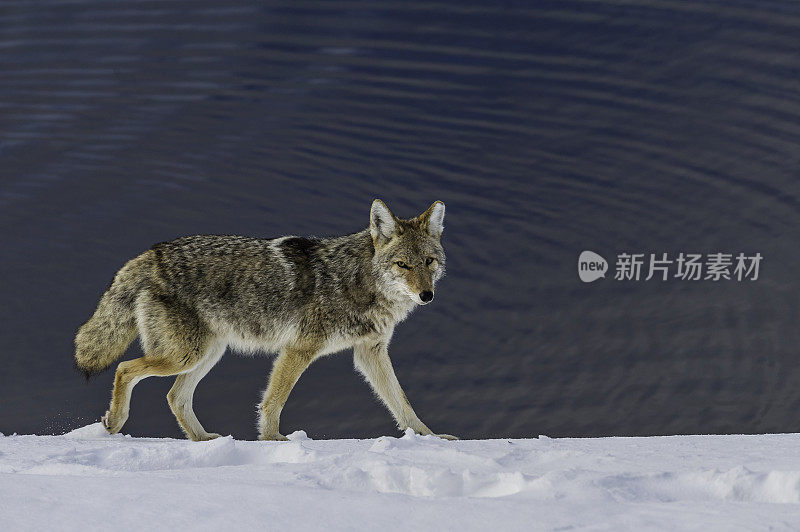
top-left (370, 199), bottom-right (397, 244)
top-left (419, 201), bottom-right (445, 238)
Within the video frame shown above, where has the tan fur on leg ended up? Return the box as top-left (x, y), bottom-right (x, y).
top-left (257, 345), bottom-right (318, 440)
top-left (167, 341), bottom-right (227, 441)
top-left (354, 340), bottom-right (457, 440)
top-left (103, 356), bottom-right (191, 434)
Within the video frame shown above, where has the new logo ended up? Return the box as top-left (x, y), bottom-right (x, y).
top-left (578, 251), bottom-right (608, 283)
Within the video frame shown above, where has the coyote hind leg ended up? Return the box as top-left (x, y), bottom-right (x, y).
top-left (167, 341), bottom-right (226, 441)
top-left (102, 288), bottom-right (214, 437)
top-left (102, 356), bottom-right (192, 434)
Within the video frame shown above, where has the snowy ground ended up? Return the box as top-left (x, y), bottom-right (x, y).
top-left (2, 425), bottom-right (800, 531)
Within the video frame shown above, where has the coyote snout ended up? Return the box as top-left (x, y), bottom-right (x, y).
top-left (75, 199), bottom-right (456, 441)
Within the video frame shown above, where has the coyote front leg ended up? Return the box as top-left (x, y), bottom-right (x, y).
top-left (258, 346), bottom-right (317, 441)
top-left (353, 340), bottom-right (457, 440)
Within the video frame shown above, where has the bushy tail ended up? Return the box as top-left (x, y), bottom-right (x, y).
top-left (74, 274), bottom-right (140, 379)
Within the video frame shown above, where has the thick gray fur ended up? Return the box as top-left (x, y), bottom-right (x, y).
top-left (74, 199), bottom-right (455, 441)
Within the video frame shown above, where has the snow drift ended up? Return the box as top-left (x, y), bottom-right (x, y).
top-left (2, 425), bottom-right (800, 530)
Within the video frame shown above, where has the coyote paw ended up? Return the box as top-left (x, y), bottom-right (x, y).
top-left (195, 432), bottom-right (222, 442)
top-left (434, 433), bottom-right (459, 441)
top-left (258, 432), bottom-right (289, 441)
top-left (101, 410), bottom-right (125, 434)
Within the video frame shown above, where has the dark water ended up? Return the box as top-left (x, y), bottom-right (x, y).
top-left (3, 0), bottom-right (800, 440)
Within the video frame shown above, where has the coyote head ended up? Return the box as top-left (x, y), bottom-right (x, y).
top-left (370, 199), bottom-right (446, 305)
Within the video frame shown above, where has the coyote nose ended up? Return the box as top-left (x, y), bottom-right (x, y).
top-left (419, 290), bottom-right (434, 303)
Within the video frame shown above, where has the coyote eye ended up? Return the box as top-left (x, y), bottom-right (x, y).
top-left (395, 260), bottom-right (410, 269)
top-left (426, 257), bottom-right (435, 266)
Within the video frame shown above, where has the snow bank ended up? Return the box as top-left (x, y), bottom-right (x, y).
top-left (2, 426), bottom-right (800, 530)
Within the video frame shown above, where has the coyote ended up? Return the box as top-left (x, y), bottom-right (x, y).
top-left (74, 200), bottom-right (455, 441)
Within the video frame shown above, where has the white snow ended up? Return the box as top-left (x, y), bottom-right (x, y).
top-left (2, 425), bottom-right (800, 531)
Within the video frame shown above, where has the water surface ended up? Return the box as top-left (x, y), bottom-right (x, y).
top-left (2, 0), bottom-right (800, 439)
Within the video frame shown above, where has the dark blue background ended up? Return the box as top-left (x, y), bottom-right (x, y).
top-left (2, 0), bottom-right (800, 439)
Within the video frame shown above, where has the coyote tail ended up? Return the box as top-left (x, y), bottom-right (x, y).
top-left (74, 260), bottom-right (143, 379)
